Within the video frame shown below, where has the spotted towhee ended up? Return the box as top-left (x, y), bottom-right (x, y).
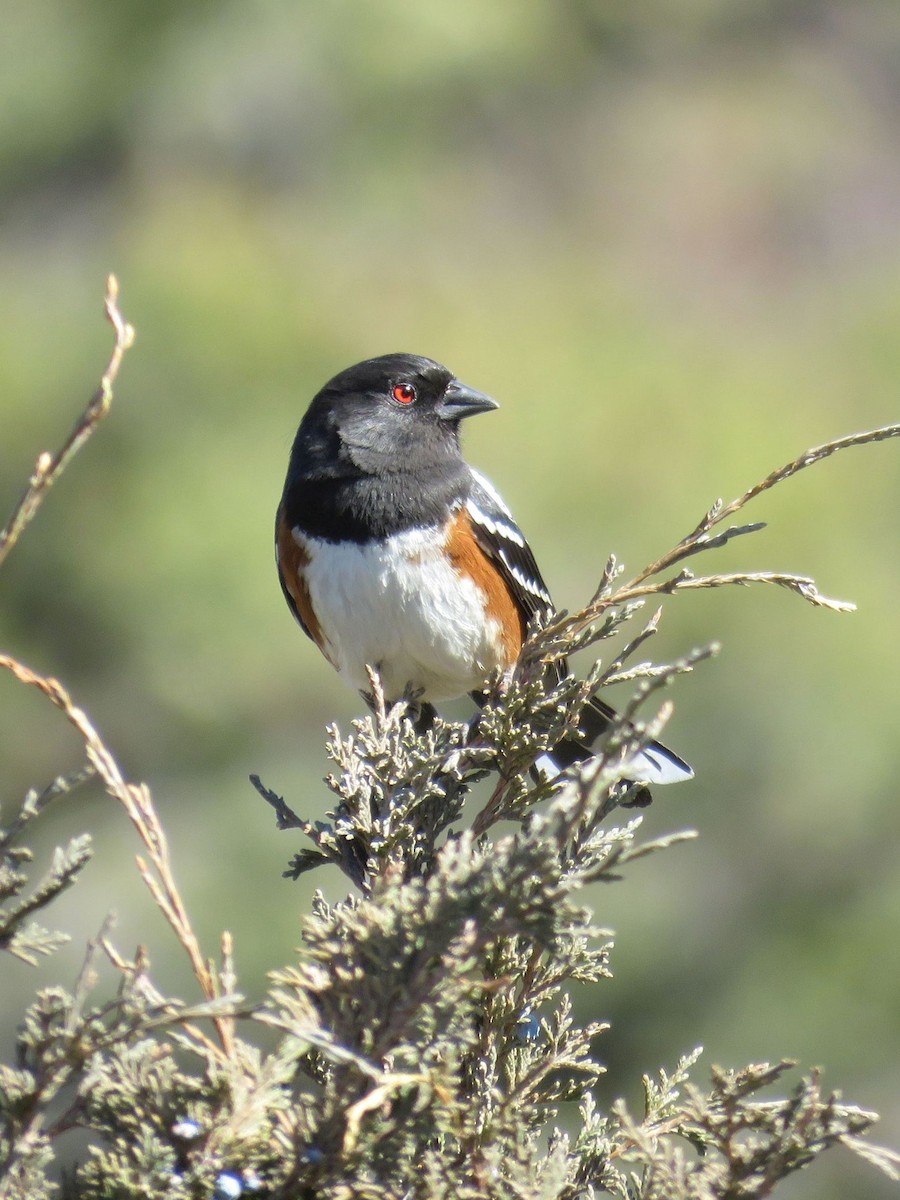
top-left (276, 353), bottom-right (691, 786)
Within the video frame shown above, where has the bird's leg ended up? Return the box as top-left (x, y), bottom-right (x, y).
top-left (359, 687), bottom-right (438, 735)
top-left (412, 701), bottom-right (439, 734)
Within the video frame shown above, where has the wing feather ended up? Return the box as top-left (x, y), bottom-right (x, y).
top-left (465, 469), bottom-right (553, 624)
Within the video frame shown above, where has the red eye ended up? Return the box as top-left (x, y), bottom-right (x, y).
top-left (391, 382), bottom-right (417, 405)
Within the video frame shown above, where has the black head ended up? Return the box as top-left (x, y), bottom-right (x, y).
top-left (290, 353), bottom-right (498, 483)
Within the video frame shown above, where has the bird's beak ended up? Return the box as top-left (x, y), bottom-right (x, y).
top-left (436, 379), bottom-right (499, 421)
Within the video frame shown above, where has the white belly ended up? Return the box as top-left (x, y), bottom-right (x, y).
top-left (299, 527), bottom-right (506, 701)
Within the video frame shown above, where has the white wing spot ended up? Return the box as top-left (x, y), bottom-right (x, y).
top-left (470, 469), bottom-right (515, 518)
top-left (467, 498), bottom-right (526, 547)
top-left (506, 559), bottom-right (552, 604)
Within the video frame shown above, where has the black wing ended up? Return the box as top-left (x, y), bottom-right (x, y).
top-left (465, 468), bottom-right (554, 625)
top-left (464, 468), bottom-right (693, 786)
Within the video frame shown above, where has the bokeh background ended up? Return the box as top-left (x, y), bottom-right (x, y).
top-left (2, 4), bottom-right (898, 1195)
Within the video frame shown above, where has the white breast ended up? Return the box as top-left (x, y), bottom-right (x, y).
top-left (295, 526), bottom-right (506, 701)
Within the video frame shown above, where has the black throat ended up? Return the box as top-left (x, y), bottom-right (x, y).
top-left (281, 459), bottom-right (471, 543)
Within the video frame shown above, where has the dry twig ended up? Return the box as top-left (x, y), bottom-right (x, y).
top-left (542, 422), bottom-right (900, 646)
top-left (0, 275), bottom-right (135, 568)
top-left (0, 655), bottom-right (236, 1059)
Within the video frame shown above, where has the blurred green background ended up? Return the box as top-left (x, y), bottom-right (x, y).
top-left (1, 3), bottom-right (898, 1195)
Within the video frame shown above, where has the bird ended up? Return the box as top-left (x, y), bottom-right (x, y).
top-left (276, 353), bottom-right (692, 788)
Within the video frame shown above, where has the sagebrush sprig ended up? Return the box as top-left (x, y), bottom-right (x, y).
top-left (1, 768), bottom-right (97, 965)
top-left (0, 835), bottom-right (92, 966)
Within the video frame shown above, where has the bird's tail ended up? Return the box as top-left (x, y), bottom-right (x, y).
top-left (539, 694), bottom-right (693, 785)
top-left (467, 686), bottom-right (692, 790)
